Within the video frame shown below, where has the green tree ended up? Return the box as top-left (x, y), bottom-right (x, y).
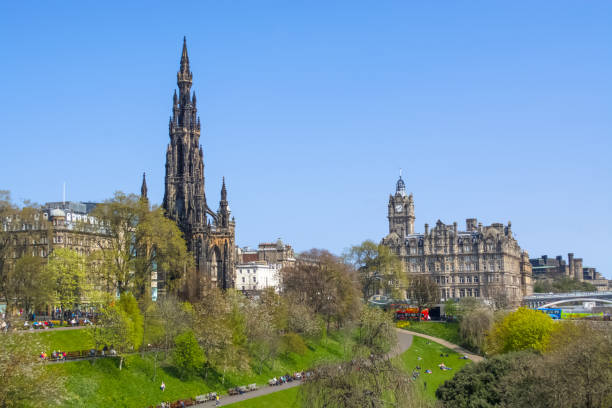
top-left (89, 192), bottom-right (191, 298)
top-left (345, 240), bottom-right (406, 300)
top-left (5, 255), bottom-right (54, 315)
top-left (173, 330), bottom-right (205, 379)
top-left (436, 351), bottom-right (534, 408)
top-left (0, 192), bottom-right (52, 315)
top-left (193, 288), bottom-right (248, 382)
top-left (92, 293), bottom-right (143, 370)
top-left (47, 248), bottom-right (87, 326)
top-left (443, 299), bottom-right (458, 320)
top-left (459, 307), bottom-right (494, 353)
top-left (486, 307), bottom-right (556, 355)
top-left (300, 306), bottom-right (426, 408)
top-left (0, 332), bottom-right (66, 407)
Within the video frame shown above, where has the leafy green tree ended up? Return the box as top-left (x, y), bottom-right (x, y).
top-left (436, 351), bottom-right (534, 407)
top-left (486, 307), bottom-right (556, 355)
top-left (345, 240), bottom-right (406, 300)
top-left (443, 299), bottom-right (458, 319)
top-left (354, 306), bottom-right (396, 357)
top-left (92, 293), bottom-right (143, 370)
top-left (246, 307), bottom-right (278, 373)
top-left (173, 330), bottom-right (205, 379)
top-left (88, 192), bottom-right (191, 298)
top-left (193, 288), bottom-right (248, 382)
top-left (281, 332), bottom-right (307, 355)
top-left (47, 248), bottom-right (87, 325)
top-left (0, 332), bottom-right (66, 407)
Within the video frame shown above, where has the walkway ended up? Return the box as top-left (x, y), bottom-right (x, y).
top-left (399, 329), bottom-right (484, 363)
top-left (194, 330), bottom-right (414, 407)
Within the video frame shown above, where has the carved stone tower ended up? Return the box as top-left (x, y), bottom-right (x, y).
top-left (388, 172), bottom-right (415, 238)
top-left (163, 38), bottom-right (235, 294)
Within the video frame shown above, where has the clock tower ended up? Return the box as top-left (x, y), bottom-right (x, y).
top-left (388, 173), bottom-right (415, 237)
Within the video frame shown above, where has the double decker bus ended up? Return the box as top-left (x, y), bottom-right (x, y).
top-left (395, 307), bottom-right (430, 321)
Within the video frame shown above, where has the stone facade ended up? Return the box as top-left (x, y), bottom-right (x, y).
top-left (235, 262), bottom-right (282, 292)
top-left (382, 175), bottom-right (533, 304)
top-left (530, 253), bottom-right (611, 291)
top-left (162, 38), bottom-right (236, 293)
top-left (237, 239), bottom-right (296, 268)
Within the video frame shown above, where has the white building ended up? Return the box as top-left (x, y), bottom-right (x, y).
top-left (235, 261), bottom-right (282, 292)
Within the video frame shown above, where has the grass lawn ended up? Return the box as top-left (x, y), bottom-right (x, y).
top-left (33, 328), bottom-right (94, 353)
top-left (402, 321), bottom-right (462, 345)
top-left (223, 335), bottom-right (471, 407)
top-left (47, 331), bottom-right (352, 408)
top-left (226, 387), bottom-right (300, 408)
top-left (398, 336), bottom-right (471, 399)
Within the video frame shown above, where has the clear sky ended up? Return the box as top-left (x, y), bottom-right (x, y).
top-left (1, 2), bottom-right (611, 278)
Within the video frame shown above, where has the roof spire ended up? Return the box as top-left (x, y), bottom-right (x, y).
top-left (141, 172), bottom-right (148, 201)
top-left (180, 36), bottom-right (189, 71)
top-left (221, 176), bottom-right (227, 201)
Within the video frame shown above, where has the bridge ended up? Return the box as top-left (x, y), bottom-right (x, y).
top-left (523, 291), bottom-right (612, 309)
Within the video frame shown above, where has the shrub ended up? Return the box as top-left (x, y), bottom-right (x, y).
top-left (281, 332), bottom-right (307, 355)
top-left (486, 307), bottom-right (556, 355)
top-left (396, 321), bottom-right (410, 329)
top-left (173, 330), bottom-right (205, 379)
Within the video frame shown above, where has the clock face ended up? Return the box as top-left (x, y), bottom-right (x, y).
top-left (395, 204), bottom-right (403, 213)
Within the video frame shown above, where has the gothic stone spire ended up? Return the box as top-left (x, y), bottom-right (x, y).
top-left (141, 172), bottom-right (148, 200)
top-left (163, 38), bottom-right (207, 243)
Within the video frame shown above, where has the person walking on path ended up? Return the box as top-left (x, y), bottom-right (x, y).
top-left (160, 381), bottom-right (166, 392)
top-left (215, 395), bottom-right (220, 406)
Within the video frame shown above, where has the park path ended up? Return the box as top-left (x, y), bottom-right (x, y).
top-left (193, 330), bottom-right (414, 407)
top-left (399, 329), bottom-right (484, 363)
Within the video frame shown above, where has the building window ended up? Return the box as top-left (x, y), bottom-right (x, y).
top-left (474, 275), bottom-right (479, 283)
top-left (242, 277), bottom-right (245, 283)
top-left (474, 288), bottom-right (480, 297)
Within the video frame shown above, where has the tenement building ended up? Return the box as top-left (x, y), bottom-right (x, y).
top-left (381, 175), bottom-right (533, 304)
top-left (162, 38), bottom-right (236, 294)
top-left (2, 201), bottom-right (107, 260)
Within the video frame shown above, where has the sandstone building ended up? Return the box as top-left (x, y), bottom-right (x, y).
top-left (162, 38), bottom-right (236, 293)
top-left (382, 175), bottom-right (533, 304)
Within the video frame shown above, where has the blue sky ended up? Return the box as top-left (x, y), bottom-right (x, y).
top-left (1, 2), bottom-right (611, 278)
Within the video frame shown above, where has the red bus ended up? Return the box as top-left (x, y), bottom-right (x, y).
top-left (395, 307), bottom-right (430, 321)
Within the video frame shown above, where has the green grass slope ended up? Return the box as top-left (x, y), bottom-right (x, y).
top-left (399, 336), bottom-right (471, 399)
top-left (33, 328), bottom-right (94, 353)
top-left (47, 332), bottom-right (351, 408)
